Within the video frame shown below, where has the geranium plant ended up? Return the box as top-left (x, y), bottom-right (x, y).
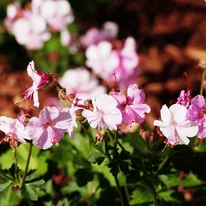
top-left (0, 1), bottom-right (206, 206)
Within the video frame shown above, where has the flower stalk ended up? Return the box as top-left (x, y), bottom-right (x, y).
top-left (14, 148), bottom-right (20, 183)
top-left (80, 123), bottom-right (111, 161)
top-left (200, 68), bottom-right (206, 96)
top-left (154, 148), bottom-right (173, 175)
top-left (20, 141), bottom-right (33, 188)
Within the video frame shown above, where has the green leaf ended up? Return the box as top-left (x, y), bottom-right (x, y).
top-left (181, 173), bottom-right (202, 188)
top-left (61, 181), bottom-right (87, 196)
top-left (158, 190), bottom-right (179, 202)
top-left (56, 198), bottom-right (70, 206)
top-left (130, 185), bottom-right (154, 205)
top-left (0, 183), bottom-right (19, 206)
top-left (126, 170), bottom-right (142, 185)
top-left (75, 168), bottom-right (93, 187)
top-left (158, 174), bottom-right (181, 189)
top-left (119, 150), bottom-right (131, 160)
top-left (20, 170), bottom-right (45, 201)
top-left (0, 178), bottom-right (13, 192)
top-left (108, 161), bottom-right (119, 176)
top-left (194, 140), bottom-right (206, 152)
top-left (25, 170), bottom-right (45, 186)
top-left (118, 172), bottom-right (127, 186)
top-left (21, 184), bottom-right (38, 201)
top-left (87, 150), bottom-right (105, 165)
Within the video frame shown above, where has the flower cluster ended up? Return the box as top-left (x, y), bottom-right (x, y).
top-left (85, 37), bottom-right (140, 88)
top-left (4, 0), bottom-right (74, 50)
top-left (1, 2), bottom-right (206, 152)
top-left (4, 1), bottom-right (141, 92)
top-left (154, 90), bottom-right (206, 146)
top-left (59, 67), bottom-right (106, 100)
top-left (80, 21), bottom-right (119, 49)
top-left (0, 61), bottom-right (150, 150)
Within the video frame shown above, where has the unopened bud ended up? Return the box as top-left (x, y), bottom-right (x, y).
top-left (140, 129), bottom-right (150, 141)
top-left (67, 93), bottom-right (76, 103)
top-left (10, 138), bottom-right (20, 148)
top-left (95, 130), bottom-right (105, 144)
top-left (50, 73), bottom-right (59, 86)
top-left (84, 99), bottom-right (93, 111)
top-left (149, 132), bottom-right (156, 143)
top-left (75, 109), bottom-right (85, 121)
top-left (59, 89), bottom-right (71, 107)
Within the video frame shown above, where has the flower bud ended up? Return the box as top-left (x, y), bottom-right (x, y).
top-left (139, 129), bottom-right (150, 141)
top-left (50, 73), bottom-right (59, 86)
top-left (95, 130), bottom-right (105, 144)
top-left (10, 138), bottom-right (20, 148)
top-left (75, 109), bottom-right (85, 121)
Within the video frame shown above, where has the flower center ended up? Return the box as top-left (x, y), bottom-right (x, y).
top-left (43, 122), bottom-right (51, 128)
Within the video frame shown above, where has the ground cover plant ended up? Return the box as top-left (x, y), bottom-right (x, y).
top-left (0, 0), bottom-right (206, 205)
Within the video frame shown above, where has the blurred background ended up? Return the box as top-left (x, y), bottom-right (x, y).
top-left (0, 1), bottom-right (206, 205)
top-left (0, 0), bottom-right (205, 123)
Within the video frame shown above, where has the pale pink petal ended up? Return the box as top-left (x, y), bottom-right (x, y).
top-left (177, 121), bottom-right (199, 138)
top-left (160, 105), bottom-right (172, 124)
top-left (112, 92), bottom-right (127, 106)
top-left (127, 84), bottom-right (145, 104)
top-left (154, 120), bottom-right (168, 128)
top-left (102, 21), bottom-right (119, 39)
top-left (82, 110), bottom-right (102, 129)
top-left (0, 116), bottom-right (14, 134)
top-left (170, 104), bottom-right (187, 124)
top-left (95, 94), bottom-right (117, 111)
top-left (98, 41), bottom-right (113, 58)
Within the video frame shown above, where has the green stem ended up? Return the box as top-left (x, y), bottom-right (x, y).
top-left (117, 140), bottom-right (126, 152)
top-left (81, 123), bottom-right (111, 161)
top-left (112, 132), bottom-right (118, 158)
top-left (14, 148), bottom-right (20, 183)
top-left (104, 139), bottom-right (112, 162)
top-left (0, 169), bottom-right (13, 181)
top-left (200, 68), bottom-right (206, 96)
top-left (154, 149), bottom-right (173, 176)
top-left (117, 140), bottom-right (131, 203)
top-left (114, 174), bottom-right (125, 206)
top-left (124, 185), bottom-right (130, 204)
top-left (110, 133), bottom-right (125, 206)
top-left (20, 141), bottom-right (32, 188)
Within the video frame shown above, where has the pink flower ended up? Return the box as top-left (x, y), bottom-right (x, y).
top-left (40, 0), bottom-right (74, 31)
top-left (112, 84), bottom-right (151, 126)
top-left (85, 37), bottom-right (140, 88)
top-left (12, 14), bottom-right (50, 50)
top-left (4, 2), bottom-right (21, 32)
top-left (59, 67), bottom-right (106, 100)
top-left (80, 28), bottom-right (103, 49)
top-left (60, 29), bottom-right (72, 47)
top-left (154, 104), bottom-right (198, 146)
top-left (186, 95), bottom-right (206, 139)
top-left (177, 89), bottom-right (192, 108)
top-left (23, 61), bottom-right (52, 107)
top-left (4, 2), bottom-right (51, 50)
top-left (0, 116), bottom-right (30, 144)
top-left (80, 21), bottom-right (118, 49)
top-left (102, 21), bottom-right (119, 40)
top-left (113, 37), bottom-right (140, 88)
top-left (85, 41), bottom-right (119, 80)
top-left (82, 94), bottom-right (122, 130)
top-left (27, 106), bottom-right (77, 149)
